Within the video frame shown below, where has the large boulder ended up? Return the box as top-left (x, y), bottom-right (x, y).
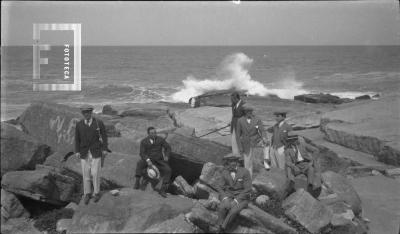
top-left (185, 202), bottom-right (220, 233)
top-left (283, 189), bottom-right (332, 233)
top-left (143, 214), bottom-right (201, 233)
top-left (252, 168), bottom-right (290, 200)
top-left (320, 95), bottom-right (400, 166)
top-left (199, 162), bottom-right (224, 191)
top-left (44, 151), bottom-right (141, 189)
top-left (1, 189), bottom-right (30, 221)
top-left (188, 90), bottom-right (243, 108)
top-left (1, 217), bottom-right (41, 234)
top-left (167, 133), bottom-right (231, 184)
top-left (17, 101), bottom-right (119, 154)
top-left (1, 122), bottom-right (51, 176)
top-left (321, 171), bottom-right (362, 215)
top-left (68, 188), bottom-right (194, 233)
top-left (351, 175), bottom-right (400, 234)
top-left (1, 168), bottom-right (77, 205)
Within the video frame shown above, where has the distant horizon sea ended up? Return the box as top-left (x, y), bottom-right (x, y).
top-left (2, 45), bottom-right (400, 120)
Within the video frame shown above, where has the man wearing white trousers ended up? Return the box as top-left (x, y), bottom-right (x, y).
top-left (268, 111), bottom-right (292, 169)
top-left (236, 105), bottom-right (268, 179)
top-left (75, 104), bottom-right (109, 205)
top-left (230, 92), bottom-right (246, 155)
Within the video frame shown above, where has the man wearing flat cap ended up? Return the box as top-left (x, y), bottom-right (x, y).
top-left (236, 104), bottom-right (268, 178)
top-left (75, 104), bottom-right (109, 204)
top-left (267, 111), bottom-right (292, 169)
top-left (216, 153), bottom-right (252, 233)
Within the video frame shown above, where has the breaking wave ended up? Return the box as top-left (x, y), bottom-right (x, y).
top-left (170, 53), bottom-right (308, 102)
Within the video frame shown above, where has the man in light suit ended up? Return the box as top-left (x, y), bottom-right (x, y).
top-left (236, 105), bottom-right (268, 178)
top-left (75, 104), bottom-right (110, 205)
top-left (268, 111), bottom-right (292, 169)
top-left (216, 153), bottom-right (252, 233)
top-left (230, 91), bottom-right (246, 155)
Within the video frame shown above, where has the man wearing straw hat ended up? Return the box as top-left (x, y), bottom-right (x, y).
top-left (236, 104), bottom-right (268, 178)
top-left (75, 104), bottom-right (109, 205)
top-left (216, 153), bottom-right (252, 233)
top-left (134, 127), bottom-right (172, 198)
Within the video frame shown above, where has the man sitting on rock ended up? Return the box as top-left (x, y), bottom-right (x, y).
top-left (216, 153), bottom-right (252, 233)
top-left (134, 127), bottom-right (172, 198)
top-left (284, 135), bottom-right (322, 197)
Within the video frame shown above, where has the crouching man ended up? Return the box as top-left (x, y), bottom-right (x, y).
top-left (285, 135), bottom-right (322, 197)
top-left (133, 127), bottom-right (172, 198)
top-left (216, 153), bottom-right (252, 232)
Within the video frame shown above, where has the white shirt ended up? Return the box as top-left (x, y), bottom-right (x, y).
top-left (149, 138), bottom-right (154, 144)
top-left (235, 99), bottom-right (241, 109)
top-left (85, 118), bottom-right (93, 126)
top-left (246, 118), bottom-right (251, 124)
top-left (230, 171), bottom-right (236, 180)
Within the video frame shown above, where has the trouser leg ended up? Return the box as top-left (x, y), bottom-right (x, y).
top-left (81, 156), bottom-right (92, 195)
top-left (221, 200), bottom-right (249, 230)
top-left (270, 148), bottom-right (279, 169)
top-left (275, 147), bottom-right (286, 170)
top-left (135, 159), bottom-right (147, 177)
top-left (155, 160), bottom-right (172, 186)
top-left (89, 151), bottom-right (101, 194)
top-left (231, 130), bottom-right (240, 155)
top-left (217, 198), bottom-right (232, 226)
top-left (243, 148), bottom-right (254, 179)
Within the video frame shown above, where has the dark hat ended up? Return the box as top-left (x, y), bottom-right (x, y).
top-left (147, 165), bottom-right (160, 180)
top-left (223, 153), bottom-right (241, 161)
top-left (80, 104), bottom-right (94, 112)
top-left (273, 111), bottom-right (287, 117)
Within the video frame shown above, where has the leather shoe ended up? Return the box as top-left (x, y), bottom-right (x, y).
top-left (93, 193), bottom-right (101, 203)
top-left (83, 194), bottom-right (91, 205)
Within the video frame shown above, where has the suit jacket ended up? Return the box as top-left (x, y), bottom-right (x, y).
top-left (236, 116), bottom-right (267, 154)
top-left (75, 118), bottom-right (108, 159)
top-left (217, 167), bottom-right (252, 202)
top-left (140, 136), bottom-right (171, 162)
top-left (269, 121), bottom-right (292, 149)
top-left (231, 100), bottom-right (246, 133)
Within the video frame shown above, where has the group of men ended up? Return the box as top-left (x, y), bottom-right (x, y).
top-left (74, 93), bottom-right (321, 231)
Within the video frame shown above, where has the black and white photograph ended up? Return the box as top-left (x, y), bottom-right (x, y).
top-left (1, 1), bottom-right (400, 233)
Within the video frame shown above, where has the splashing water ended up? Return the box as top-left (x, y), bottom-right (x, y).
top-left (170, 53), bottom-right (308, 102)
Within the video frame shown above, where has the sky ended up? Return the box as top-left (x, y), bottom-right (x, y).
top-left (1, 1), bottom-right (400, 46)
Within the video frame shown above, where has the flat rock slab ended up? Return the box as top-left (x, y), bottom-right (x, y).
top-left (1, 217), bottom-right (41, 234)
top-left (143, 214), bottom-right (200, 233)
top-left (69, 188), bottom-right (194, 233)
top-left (351, 176), bottom-right (400, 234)
top-left (252, 168), bottom-right (290, 200)
top-left (1, 122), bottom-right (51, 176)
top-left (320, 95), bottom-right (400, 166)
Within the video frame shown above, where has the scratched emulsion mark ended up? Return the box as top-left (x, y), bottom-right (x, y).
top-left (49, 116), bottom-right (80, 145)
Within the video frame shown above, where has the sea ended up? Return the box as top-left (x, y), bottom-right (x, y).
top-left (1, 46), bottom-right (400, 121)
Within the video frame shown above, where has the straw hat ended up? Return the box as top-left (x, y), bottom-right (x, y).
top-left (146, 165), bottom-right (160, 180)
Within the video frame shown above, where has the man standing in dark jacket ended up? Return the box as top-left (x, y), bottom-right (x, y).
top-left (75, 104), bottom-right (109, 204)
top-left (134, 127), bottom-right (172, 198)
top-left (216, 153), bottom-right (252, 232)
top-left (230, 92), bottom-right (245, 155)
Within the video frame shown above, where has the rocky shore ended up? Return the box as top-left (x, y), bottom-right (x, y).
top-left (1, 92), bottom-right (399, 234)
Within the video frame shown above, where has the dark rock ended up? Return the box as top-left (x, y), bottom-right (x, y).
top-left (17, 101), bottom-right (119, 154)
top-left (355, 95), bottom-right (371, 100)
top-left (1, 168), bottom-right (77, 205)
top-left (1, 189), bottom-right (30, 221)
top-left (69, 188), bottom-right (194, 233)
top-left (199, 162), bottom-right (224, 191)
top-left (327, 201), bottom-right (355, 226)
top-left (252, 168), bottom-right (290, 200)
top-left (282, 188), bottom-right (332, 233)
top-left (185, 202), bottom-right (220, 233)
top-left (321, 171), bottom-right (362, 216)
top-left (1, 122), bottom-right (51, 176)
top-left (188, 90), bottom-right (246, 108)
top-left (102, 105), bottom-right (118, 115)
top-left (294, 93), bottom-right (344, 104)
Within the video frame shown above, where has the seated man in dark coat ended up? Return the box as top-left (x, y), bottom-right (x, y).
top-left (216, 153), bottom-right (252, 232)
top-left (284, 136), bottom-right (322, 197)
top-left (134, 127), bottom-right (171, 198)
